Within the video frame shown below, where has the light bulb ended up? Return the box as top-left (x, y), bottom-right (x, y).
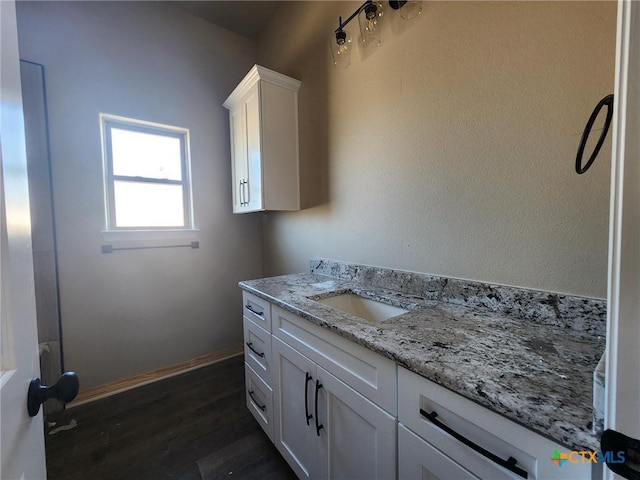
top-left (367, 17), bottom-right (376, 31)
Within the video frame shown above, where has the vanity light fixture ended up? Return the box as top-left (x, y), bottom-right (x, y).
top-left (331, 22), bottom-right (353, 68)
top-left (331, 0), bottom-right (422, 68)
top-left (358, 1), bottom-right (384, 47)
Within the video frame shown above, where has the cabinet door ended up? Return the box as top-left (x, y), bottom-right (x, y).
top-left (229, 104), bottom-right (248, 213)
top-left (399, 424), bottom-right (479, 480)
top-left (272, 337), bottom-right (319, 479)
top-left (317, 366), bottom-right (396, 480)
top-left (244, 83), bottom-right (263, 211)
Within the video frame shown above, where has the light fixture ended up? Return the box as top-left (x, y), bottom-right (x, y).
top-left (358, 1), bottom-right (384, 47)
top-left (330, 20), bottom-right (353, 68)
top-left (331, 1), bottom-right (422, 68)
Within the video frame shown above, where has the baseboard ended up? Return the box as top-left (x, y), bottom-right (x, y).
top-left (68, 346), bottom-right (244, 408)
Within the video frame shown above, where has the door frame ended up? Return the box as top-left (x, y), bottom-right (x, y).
top-left (604, 0), bottom-right (639, 478)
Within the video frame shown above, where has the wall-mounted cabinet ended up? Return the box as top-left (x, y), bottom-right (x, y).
top-left (223, 65), bottom-right (301, 214)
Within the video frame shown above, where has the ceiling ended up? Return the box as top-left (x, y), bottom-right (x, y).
top-left (171, 1), bottom-right (283, 40)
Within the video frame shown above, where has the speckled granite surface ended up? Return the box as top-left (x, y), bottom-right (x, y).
top-left (239, 264), bottom-right (605, 452)
top-left (311, 258), bottom-right (607, 336)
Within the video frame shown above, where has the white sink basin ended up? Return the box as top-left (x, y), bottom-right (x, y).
top-left (317, 293), bottom-right (408, 323)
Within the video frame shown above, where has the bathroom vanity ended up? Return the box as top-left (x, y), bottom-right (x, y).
top-left (240, 259), bottom-right (605, 480)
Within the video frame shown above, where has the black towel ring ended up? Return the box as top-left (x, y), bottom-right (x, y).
top-left (575, 94), bottom-right (614, 174)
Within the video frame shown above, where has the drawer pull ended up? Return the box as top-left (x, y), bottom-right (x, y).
top-left (246, 342), bottom-right (265, 358)
top-left (245, 304), bottom-right (264, 318)
top-left (248, 390), bottom-right (266, 412)
top-left (420, 409), bottom-right (528, 479)
top-left (315, 380), bottom-right (324, 436)
top-left (305, 372), bottom-right (313, 425)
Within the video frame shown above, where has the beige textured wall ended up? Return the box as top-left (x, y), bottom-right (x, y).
top-left (258, 1), bottom-right (616, 298)
top-left (17, 2), bottom-right (262, 389)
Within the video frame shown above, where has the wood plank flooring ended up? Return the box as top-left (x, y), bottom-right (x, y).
top-left (44, 355), bottom-right (296, 480)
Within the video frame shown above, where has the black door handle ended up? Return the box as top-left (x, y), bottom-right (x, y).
top-left (315, 380), bottom-right (324, 436)
top-left (27, 372), bottom-right (79, 417)
top-left (305, 372), bottom-right (313, 425)
top-left (576, 94), bottom-right (614, 174)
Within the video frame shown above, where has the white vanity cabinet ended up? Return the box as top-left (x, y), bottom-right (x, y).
top-left (223, 65), bottom-right (301, 214)
top-left (398, 367), bottom-right (591, 480)
top-left (241, 289), bottom-right (593, 480)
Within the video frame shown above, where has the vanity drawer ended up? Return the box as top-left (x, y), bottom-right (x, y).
top-left (242, 291), bottom-right (271, 331)
top-left (399, 367), bottom-right (535, 479)
top-left (272, 304), bottom-right (396, 415)
top-left (245, 363), bottom-right (274, 441)
top-left (399, 424), bottom-right (479, 480)
top-left (398, 367), bottom-right (591, 480)
top-left (243, 316), bottom-right (272, 385)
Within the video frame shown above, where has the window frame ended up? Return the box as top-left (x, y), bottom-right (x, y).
top-left (100, 114), bottom-right (194, 232)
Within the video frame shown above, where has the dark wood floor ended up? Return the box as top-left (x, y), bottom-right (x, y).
top-left (44, 355), bottom-right (296, 480)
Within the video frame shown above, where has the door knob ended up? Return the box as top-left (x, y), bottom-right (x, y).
top-left (27, 372), bottom-right (79, 417)
top-left (601, 429), bottom-right (640, 480)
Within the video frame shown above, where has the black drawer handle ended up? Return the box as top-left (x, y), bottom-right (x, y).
top-left (315, 380), bottom-right (324, 436)
top-left (420, 409), bottom-right (528, 479)
top-left (246, 342), bottom-right (265, 358)
top-left (305, 372), bottom-right (313, 425)
top-left (245, 304), bottom-right (264, 318)
top-left (248, 390), bottom-right (266, 412)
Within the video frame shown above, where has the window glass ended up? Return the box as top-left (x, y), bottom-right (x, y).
top-left (101, 114), bottom-right (192, 230)
top-left (113, 182), bottom-right (184, 227)
top-left (111, 128), bottom-right (183, 181)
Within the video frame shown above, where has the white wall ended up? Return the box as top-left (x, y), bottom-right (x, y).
top-left (17, 1), bottom-right (262, 390)
top-left (258, 1), bottom-right (616, 298)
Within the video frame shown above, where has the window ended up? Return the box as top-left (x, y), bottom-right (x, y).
top-left (101, 114), bottom-right (193, 230)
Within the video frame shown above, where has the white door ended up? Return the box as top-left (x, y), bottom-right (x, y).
top-left (272, 337), bottom-right (319, 480)
top-left (230, 104), bottom-right (248, 213)
top-left (316, 366), bottom-right (396, 480)
top-left (0, 0), bottom-right (47, 479)
top-left (604, 1), bottom-right (640, 479)
top-left (244, 84), bottom-right (263, 212)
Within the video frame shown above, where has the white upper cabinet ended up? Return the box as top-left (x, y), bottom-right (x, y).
top-left (223, 65), bottom-right (301, 214)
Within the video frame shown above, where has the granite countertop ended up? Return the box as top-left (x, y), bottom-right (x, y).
top-left (239, 272), bottom-right (605, 452)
